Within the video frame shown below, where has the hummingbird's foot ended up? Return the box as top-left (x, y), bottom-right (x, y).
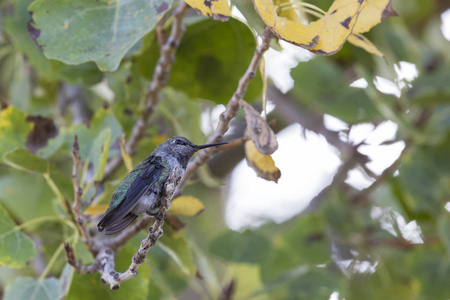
top-left (148, 211), bottom-right (166, 221)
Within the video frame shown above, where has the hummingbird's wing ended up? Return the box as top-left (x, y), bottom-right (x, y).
top-left (97, 156), bottom-right (166, 234)
top-left (102, 212), bottom-right (139, 235)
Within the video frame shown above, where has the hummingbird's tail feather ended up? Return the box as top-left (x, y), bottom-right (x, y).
top-left (98, 212), bottom-right (138, 235)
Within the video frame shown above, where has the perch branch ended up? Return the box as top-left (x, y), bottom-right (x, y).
top-left (103, 1), bottom-right (190, 181)
top-left (99, 221), bottom-right (164, 289)
top-left (176, 27), bottom-right (275, 193)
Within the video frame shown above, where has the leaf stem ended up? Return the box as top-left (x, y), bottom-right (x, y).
top-left (0, 215), bottom-right (62, 239)
top-left (43, 173), bottom-right (67, 212)
top-left (38, 242), bottom-right (67, 281)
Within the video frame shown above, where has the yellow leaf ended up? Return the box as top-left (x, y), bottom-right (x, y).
top-left (253, 0), bottom-right (397, 55)
top-left (254, 0), bottom-right (365, 55)
top-left (348, 34), bottom-right (383, 57)
top-left (0, 106), bottom-right (14, 129)
top-left (347, 0), bottom-right (397, 56)
top-left (84, 204), bottom-right (108, 218)
top-left (95, 128), bottom-right (111, 181)
top-left (169, 196), bottom-right (205, 217)
top-left (119, 135), bottom-right (133, 173)
top-left (240, 100), bottom-right (278, 155)
top-left (277, 0), bottom-right (298, 21)
top-left (352, 0), bottom-right (398, 35)
top-left (245, 140), bottom-right (281, 183)
top-left (185, 0), bottom-right (230, 21)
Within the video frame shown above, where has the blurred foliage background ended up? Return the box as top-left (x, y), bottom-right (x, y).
top-left (0, 0), bottom-right (450, 299)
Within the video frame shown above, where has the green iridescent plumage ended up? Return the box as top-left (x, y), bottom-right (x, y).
top-left (97, 136), bottom-right (227, 235)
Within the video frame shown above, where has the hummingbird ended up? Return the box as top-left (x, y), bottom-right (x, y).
top-left (97, 136), bottom-right (227, 235)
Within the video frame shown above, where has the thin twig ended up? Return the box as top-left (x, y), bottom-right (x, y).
top-left (71, 136), bottom-right (95, 252)
top-left (304, 145), bottom-right (370, 212)
top-left (156, 14), bottom-right (168, 49)
top-left (350, 141), bottom-right (410, 204)
top-left (103, 1), bottom-right (190, 181)
top-left (176, 27), bottom-right (275, 193)
top-left (64, 242), bottom-right (98, 274)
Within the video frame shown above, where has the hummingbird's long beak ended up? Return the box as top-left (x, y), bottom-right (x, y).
top-left (194, 142), bottom-right (227, 150)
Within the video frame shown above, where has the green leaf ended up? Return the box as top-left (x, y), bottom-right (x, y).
top-left (8, 57), bottom-right (32, 112)
top-left (158, 227), bottom-right (196, 275)
top-left (4, 263), bottom-right (74, 300)
top-left (4, 0), bottom-right (103, 85)
top-left (138, 19), bottom-right (262, 104)
top-left (89, 128), bottom-right (111, 181)
top-left (397, 138), bottom-right (450, 217)
top-left (284, 267), bottom-right (342, 300)
top-left (3, 0), bottom-right (54, 79)
top-left (209, 230), bottom-right (272, 263)
top-left (407, 67), bottom-right (450, 106)
top-left (0, 203), bottom-right (37, 268)
top-left (159, 88), bottom-right (204, 144)
top-left (260, 248), bottom-right (305, 284)
top-left (257, 266), bottom-right (342, 300)
top-left (56, 62), bottom-right (104, 86)
top-left (281, 214), bottom-right (330, 265)
top-left (0, 106), bottom-right (33, 161)
top-left (438, 215), bottom-right (450, 257)
top-left (410, 248), bottom-right (450, 299)
top-left (346, 249), bottom-right (448, 300)
top-left (37, 128), bottom-right (70, 159)
top-left (5, 278), bottom-right (60, 300)
top-left (0, 171), bottom-right (55, 220)
top-left (290, 57), bottom-right (380, 123)
top-left (69, 108), bottom-right (122, 163)
top-left (90, 108), bottom-right (123, 159)
top-left (29, 0), bottom-right (174, 71)
top-left (3, 149), bottom-right (50, 174)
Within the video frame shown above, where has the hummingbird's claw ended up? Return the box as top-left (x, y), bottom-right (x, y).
top-left (152, 212), bottom-right (167, 221)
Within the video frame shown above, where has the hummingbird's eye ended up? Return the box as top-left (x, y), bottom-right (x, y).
top-left (174, 139), bottom-right (184, 145)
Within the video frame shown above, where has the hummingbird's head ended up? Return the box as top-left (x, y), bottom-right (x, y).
top-left (156, 136), bottom-right (227, 166)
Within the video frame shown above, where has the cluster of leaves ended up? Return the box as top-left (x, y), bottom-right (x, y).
top-left (0, 0), bottom-right (449, 299)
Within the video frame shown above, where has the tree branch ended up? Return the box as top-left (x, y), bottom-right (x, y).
top-left (350, 141), bottom-right (410, 204)
top-left (304, 144), bottom-right (370, 212)
top-left (103, 1), bottom-right (190, 181)
top-left (268, 85), bottom-right (354, 156)
top-left (176, 27), bottom-right (274, 193)
top-left (64, 242), bottom-right (98, 274)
